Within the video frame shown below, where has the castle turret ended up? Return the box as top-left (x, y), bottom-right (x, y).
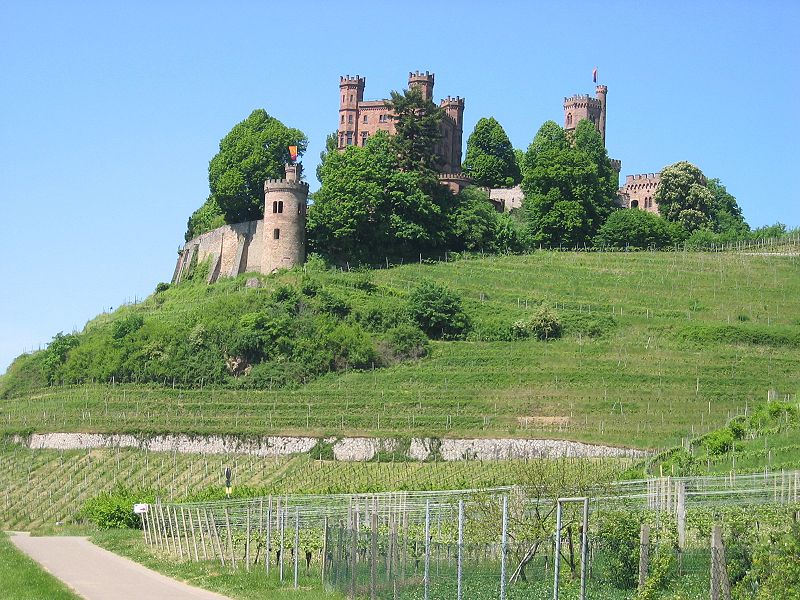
top-left (262, 163), bottom-right (308, 273)
top-left (595, 84), bottom-right (607, 145)
top-left (408, 70), bottom-right (434, 102)
top-left (338, 75), bottom-right (365, 149)
top-left (440, 96), bottom-right (465, 172)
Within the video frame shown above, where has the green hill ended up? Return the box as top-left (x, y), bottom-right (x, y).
top-left (2, 251), bottom-right (799, 451)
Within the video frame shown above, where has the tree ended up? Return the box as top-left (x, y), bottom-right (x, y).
top-left (449, 187), bottom-right (501, 252)
top-left (316, 131), bottom-right (338, 184)
top-left (594, 208), bottom-right (674, 250)
top-left (385, 87), bottom-right (443, 173)
top-left (707, 178), bottom-right (749, 235)
top-left (462, 117), bottom-right (521, 188)
top-left (407, 281), bottom-right (470, 339)
top-left (654, 161), bottom-right (714, 232)
top-left (204, 109), bottom-right (307, 227)
top-left (307, 132), bottom-right (453, 263)
top-left (520, 120), bottom-right (618, 247)
top-left (185, 196), bottom-right (225, 241)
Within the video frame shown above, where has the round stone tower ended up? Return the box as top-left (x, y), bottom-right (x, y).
top-left (261, 163), bottom-right (308, 274)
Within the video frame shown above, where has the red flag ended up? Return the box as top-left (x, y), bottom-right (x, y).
top-left (289, 145), bottom-right (298, 161)
top-left (592, 67), bottom-right (598, 83)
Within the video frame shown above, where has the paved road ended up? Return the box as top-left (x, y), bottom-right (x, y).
top-left (10, 533), bottom-right (230, 600)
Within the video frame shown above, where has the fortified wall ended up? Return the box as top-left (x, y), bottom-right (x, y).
top-left (618, 172), bottom-right (661, 213)
top-left (173, 164), bottom-right (308, 284)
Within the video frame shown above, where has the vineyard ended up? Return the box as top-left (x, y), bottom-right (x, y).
top-left (2, 251), bottom-right (799, 450)
top-left (139, 471), bottom-right (800, 599)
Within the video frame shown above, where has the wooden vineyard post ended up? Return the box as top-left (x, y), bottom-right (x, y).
top-left (174, 507), bottom-right (184, 560)
top-left (208, 509), bottom-right (225, 567)
top-left (711, 525), bottom-right (731, 600)
top-left (638, 524), bottom-right (650, 590)
top-left (224, 507), bottom-right (236, 569)
top-left (265, 496), bottom-right (272, 575)
top-left (188, 507), bottom-right (199, 561)
top-left (321, 516), bottom-right (328, 587)
top-left (371, 502), bottom-right (378, 600)
top-left (180, 507), bottom-right (190, 559)
top-left (245, 505), bottom-right (251, 572)
top-left (293, 507), bottom-right (300, 590)
top-left (197, 508), bottom-right (208, 560)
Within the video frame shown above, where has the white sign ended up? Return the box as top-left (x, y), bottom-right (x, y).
top-left (133, 503), bottom-right (149, 514)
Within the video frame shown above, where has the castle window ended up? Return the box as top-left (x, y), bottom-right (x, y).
top-left (566, 113), bottom-right (573, 126)
top-left (273, 228), bottom-right (280, 240)
top-left (341, 115), bottom-right (344, 123)
top-left (349, 94), bottom-right (353, 102)
top-left (346, 132), bottom-right (353, 146)
top-left (363, 114), bottom-right (368, 123)
top-left (361, 132), bottom-right (368, 146)
top-left (631, 200), bottom-right (639, 208)
top-left (277, 201), bottom-right (284, 213)
top-left (379, 114), bottom-right (388, 123)
top-left (348, 114), bottom-right (353, 124)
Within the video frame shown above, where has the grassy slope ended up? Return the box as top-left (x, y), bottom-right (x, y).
top-left (0, 532), bottom-right (80, 600)
top-left (3, 251), bottom-right (798, 450)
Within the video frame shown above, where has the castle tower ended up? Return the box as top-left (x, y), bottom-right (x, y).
top-left (408, 70), bottom-right (435, 102)
top-left (262, 163), bottom-right (308, 273)
top-left (440, 96), bottom-right (465, 172)
top-left (338, 75), bottom-right (365, 149)
top-left (563, 85), bottom-right (607, 145)
top-left (594, 85), bottom-right (608, 145)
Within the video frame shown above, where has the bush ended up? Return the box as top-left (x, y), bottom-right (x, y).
top-left (596, 511), bottom-right (640, 589)
top-left (703, 428), bottom-right (735, 456)
top-left (383, 325), bottom-right (429, 361)
top-left (560, 312), bottom-right (616, 338)
top-left (512, 304), bottom-right (562, 340)
top-left (154, 282), bottom-right (170, 294)
top-left (81, 487), bottom-right (153, 529)
top-left (408, 281), bottom-right (470, 339)
top-left (111, 314), bottom-right (144, 340)
top-left (594, 209), bottom-right (674, 250)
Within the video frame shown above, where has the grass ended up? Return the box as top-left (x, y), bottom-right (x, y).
top-left (0, 532), bottom-right (80, 600)
top-left (1, 252), bottom-right (798, 451)
top-left (91, 528), bottom-right (342, 599)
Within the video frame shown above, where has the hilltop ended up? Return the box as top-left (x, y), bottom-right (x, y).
top-left (2, 250), bottom-right (799, 452)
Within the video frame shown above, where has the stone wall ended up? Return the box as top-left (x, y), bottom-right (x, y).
top-left (488, 185), bottom-right (524, 212)
top-left (619, 172), bottom-right (661, 213)
top-left (173, 220), bottom-right (264, 284)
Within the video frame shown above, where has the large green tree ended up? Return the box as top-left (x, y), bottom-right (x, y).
top-left (307, 132), bottom-right (453, 263)
top-left (707, 178), bottom-right (749, 235)
top-left (654, 161), bottom-right (714, 232)
top-left (186, 109), bottom-right (307, 240)
top-left (385, 87), bottom-right (443, 173)
top-left (462, 117), bottom-right (521, 188)
top-left (520, 120), bottom-right (618, 247)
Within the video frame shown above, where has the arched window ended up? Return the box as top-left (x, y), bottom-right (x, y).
top-left (566, 113), bottom-right (573, 126)
top-left (631, 200), bottom-right (639, 208)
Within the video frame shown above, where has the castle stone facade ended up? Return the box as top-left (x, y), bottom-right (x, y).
top-left (338, 71), bottom-right (465, 176)
top-left (172, 164), bottom-right (308, 284)
top-left (618, 172), bottom-right (661, 213)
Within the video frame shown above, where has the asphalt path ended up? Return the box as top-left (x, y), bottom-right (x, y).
top-left (9, 532), bottom-right (230, 600)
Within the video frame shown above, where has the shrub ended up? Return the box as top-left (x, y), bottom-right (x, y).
top-left (407, 281), bottom-right (470, 339)
top-left (596, 511), bottom-right (640, 589)
top-left (384, 325), bottom-right (429, 361)
top-left (560, 312), bottom-right (616, 338)
top-left (513, 304), bottom-right (562, 340)
top-left (111, 314), bottom-right (144, 340)
top-left (81, 487), bottom-right (153, 529)
top-left (594, 209), bottom-right (674, 250)
top-left (154, 282), bottom-right (170, 294)
top-left (703, 428), bottom-right (735, 456)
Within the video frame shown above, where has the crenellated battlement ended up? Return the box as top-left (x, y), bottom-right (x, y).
top-left (264, 178), bottom-right (310, 191)
top-left (564, 94), bottom-right (602, 106)
top-left (409, 70), bottom-right (434, 80)
top-left (340, 75), bottom-right (365, 85)
top-left (625, 173), bottom-right (661, 182)
top-left (440, 95), bottom-right (464, 106)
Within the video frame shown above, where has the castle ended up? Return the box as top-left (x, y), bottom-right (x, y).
top-left (338, 71), bottom-right (471, 193)
top-left (172, 164), bottom-right (308, 284)
top-left (172, 71), bottom-right (663, 283)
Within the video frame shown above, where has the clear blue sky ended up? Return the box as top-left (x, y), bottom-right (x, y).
top-left (1, 0), bottom-right (798, 373)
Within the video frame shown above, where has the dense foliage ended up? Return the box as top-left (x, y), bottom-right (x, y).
top-left (407, 281), bottom-right (470, 339)
top-left (81, 487), bottom-right (153, 529)
top-left (462, 117), bottom-right (521, 188)
top-left (654, 161), bottom-right (715, 232)
top-left (520, 120), bottom-right (618, 247)
top-left (594, 208), bottom-right (675, 250)
top-left (186, 109), bottom-right (307, 240)
top-left (307, 131), bottom-right (454, 263)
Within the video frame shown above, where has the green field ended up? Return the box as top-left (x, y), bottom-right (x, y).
top-left (2, 251), bottom-right (798, 450)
